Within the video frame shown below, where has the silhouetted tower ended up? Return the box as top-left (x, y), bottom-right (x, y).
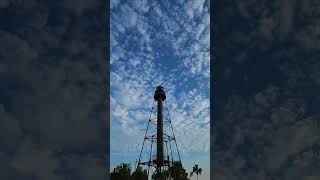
top-left (155, 86), bottom-right (165, 168)
top-left (136, 86), bottom-right (182, 180)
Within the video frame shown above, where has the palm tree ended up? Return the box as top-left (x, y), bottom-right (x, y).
top-left (190, 164), bottom-right (202, 180)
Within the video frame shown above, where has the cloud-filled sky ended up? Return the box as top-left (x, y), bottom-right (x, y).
top-left (1, 0), bottom-right (320, 180)
top-left (110, 0), bottom-right (210, 178)
top-left (212, 0), bottom-right (320, 179)
top-left (0, 0), bottom-right (107, 179)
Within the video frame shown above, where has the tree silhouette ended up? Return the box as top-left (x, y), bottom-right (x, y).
top-left (190, 164), bottom-right (202, 180)
top-left (110, 163), bottom-right (131, 180)
top-left (167, 161), bottom-right (189, 180)
top-left (111, 163), bottom-right (148, 180)
top-left (152, 169), bottom-right (167, 180)
top-left (111, 161), bottom-right (189, 180)
top-left (152, 161), bottom-right (189, 180)
top-left (131, 166), bottom-right (148, 180)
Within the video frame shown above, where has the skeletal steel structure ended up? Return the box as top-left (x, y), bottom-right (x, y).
top-left (136, 86), bottom-right (181, 180)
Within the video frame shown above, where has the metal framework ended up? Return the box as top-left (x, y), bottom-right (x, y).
top-left (136, 86), bottom-right (181, 180)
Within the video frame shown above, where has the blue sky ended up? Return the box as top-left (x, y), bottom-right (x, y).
top-left (110, 0), bottom-right (210, 179)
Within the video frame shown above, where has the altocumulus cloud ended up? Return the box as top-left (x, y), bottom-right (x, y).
top-left (212, 0), bottom-right (320, 179)
top-left (110, 0), bottom-right (210, 178)
top-left (0, 0), bottom-right (107, 179)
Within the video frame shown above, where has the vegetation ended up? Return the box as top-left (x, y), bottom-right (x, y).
top-left (131, 166), bottom-right (148, 180)
top-left (111, 162), bottom-right (201, 180)
top-left (110, 163), bottom-right (132, 180)
top-left (150, 161), bottom-right (188, 180)
top-left (164, 161), bottom-right (189, 180)
top-left (190, 164), bottom-right (202, 180)
top-left (110, 163), bottom-right (148, 180)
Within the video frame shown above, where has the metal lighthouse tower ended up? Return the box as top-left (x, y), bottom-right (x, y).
top-left (155, 85), bottom-right (166, 169)
top-left (136, 86), bottom-right (181, 179)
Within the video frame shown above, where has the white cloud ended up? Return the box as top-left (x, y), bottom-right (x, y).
top-left (110, 0), bottom-right (120, 9)
top-left (110, 0), bottom-right (210, 173)
top-left (120, 4), bottom-right (138, 28)
top-left (11, 138), bottom-right (62, 180)
top-left (192, 99), bottom-right (210, 117)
